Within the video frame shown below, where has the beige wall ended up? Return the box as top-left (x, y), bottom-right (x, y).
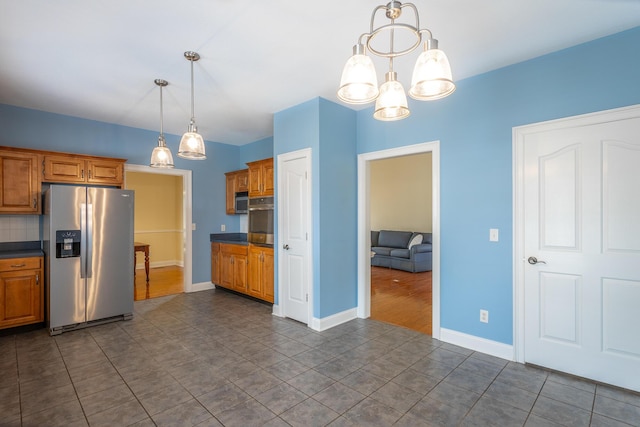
top-left (370, 152), bottom-right (432, 232)
top-left (126, 172), bottom-right (183, 268)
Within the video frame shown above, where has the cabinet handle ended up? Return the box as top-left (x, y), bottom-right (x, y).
top-left (89, 170), bottom-right (92, 179)
top-left (36, 274), bottom-right (39, 285)
top-left (10, 263), bottom-right (26, 268)
top-left (33, 198), bottom-right (37, 208)
top-left (81, 170), bottom-right (84, 179)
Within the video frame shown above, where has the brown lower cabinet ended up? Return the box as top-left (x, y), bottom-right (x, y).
top-left (0, 257), bottom-right (44, 329)
top-left (211, 242), bottom-right (273, 303)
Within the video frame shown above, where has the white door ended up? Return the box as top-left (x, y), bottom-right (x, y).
top-left (522, 113), bottom-right (640, 392)
top-left (278, 150), bottom-right (311, 324)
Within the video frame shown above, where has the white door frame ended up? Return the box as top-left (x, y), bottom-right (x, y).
top-left (512, 103), bottom-right (640, 363)
top-left (275, 148), bottom-right (313, 325)
top-left (357, 141), bottom-right (441, 339)
top-left (124, 164), bottom-right (194, 293)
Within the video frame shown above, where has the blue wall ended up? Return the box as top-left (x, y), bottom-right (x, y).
top-left (0, 104), bottom-right (272, 284)
top-left (273, 98), bottom-right (357, 318)
top-left (356, 26), bottom-right (640, 344)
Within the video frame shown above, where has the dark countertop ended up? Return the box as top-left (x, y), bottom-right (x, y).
top-left (210, 233), bottom-right (248, 246)
top-left (0, 241), bottom-right (44, 259)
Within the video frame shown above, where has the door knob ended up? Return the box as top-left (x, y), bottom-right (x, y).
top-left (283, 244), bottom-right (290, 250)
top-left (527, 256), bottom-right (546, 265)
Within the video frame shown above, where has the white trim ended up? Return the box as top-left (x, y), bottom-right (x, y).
top-left (357, 141), bottom-right (441, 339)
top-left (189, 281), bottom-right (214, 293)
top-left (441, 328), bottom-right (514, 361)
top-left (124, 164), bottom-right (193, 293)
top-left (272, 304), bottom-right (283, 317)
top-left (277, 148), bottom-right (313, 327)
top-left (512, 104), bottom-right (640, 364)
top-left (310, 308), bottom-right (358, 332)
top-left (135, 260), bottom-right (184, 270)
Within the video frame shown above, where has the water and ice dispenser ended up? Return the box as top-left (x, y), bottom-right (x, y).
top-left (55, 230), bottom-right (81, 258)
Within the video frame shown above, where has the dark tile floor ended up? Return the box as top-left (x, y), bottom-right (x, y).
top-left (1, 289), bottom-right (640, 427)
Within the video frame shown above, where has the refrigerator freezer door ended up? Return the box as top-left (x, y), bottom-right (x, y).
top-left (47, 186), bottom-right (87, 329)
top-left (85, 187), bottom-right (134, 322)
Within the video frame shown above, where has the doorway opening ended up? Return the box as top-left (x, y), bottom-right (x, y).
top-left (358, 142), bottom-right (441, 339)
top-left (124, 164), bottom-right (193, 300)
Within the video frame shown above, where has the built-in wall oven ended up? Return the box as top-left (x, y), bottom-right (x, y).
top-left (248, 196), bottom-right (274, 245)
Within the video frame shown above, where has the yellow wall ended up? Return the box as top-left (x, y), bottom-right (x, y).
top-left (370, 153), bottom-right (432, 232)
top-left (125, 172), bottom-right (183, 268)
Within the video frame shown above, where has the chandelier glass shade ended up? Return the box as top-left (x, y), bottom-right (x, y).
top-left (150, 79), bottom-right (174, 168)
top-left (338, 1), bottom-right (455, 120)
top-left (178, 51), bottom-right (206, 160)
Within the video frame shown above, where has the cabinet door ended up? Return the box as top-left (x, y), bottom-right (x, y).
top-left (220, 251), bottom-right (234, 289)
top-left (248, 165), bottom-right (262, 198)
top-left (236, 170), bottom-right (249, 192)
top-left (225, 173), bottom-right (236, 214)
top-left (233, 254), bottom-right (248, 293)
top-left (43, 155), bottom-right (85, 183)
top-left (247, 246), bottom-right (263, 298)
top-left (262, 162), bottom-right (274, 196)
top-left (87, 159), bottom-right (124, 187)
top-left (262, 247), bottom-right (275, 303)
top-left (0, 151), bottom-right (40, 214)
top-left (211, 243), bottom-right (221, 284)
top-left (0, 269), bottom-right (42, 329)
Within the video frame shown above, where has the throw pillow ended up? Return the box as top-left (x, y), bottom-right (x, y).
top-left (408, 234), bottom-right (423, 249)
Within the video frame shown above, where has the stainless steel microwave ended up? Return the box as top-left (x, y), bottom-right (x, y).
top-left (235, 192), bottom-right (248, 214)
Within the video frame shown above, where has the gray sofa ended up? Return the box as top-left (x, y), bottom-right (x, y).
top-left (371, 230), bottom-right (433, 273)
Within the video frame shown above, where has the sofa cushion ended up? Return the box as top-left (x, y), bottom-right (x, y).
top-left (390, 248), bottom-right (410, 259)
top-left (378, 230), bottom-right (413, 249)
top-left (372, 247), bottom-right (391, 256)
top-left (371, 230), bottom-right (380, 247)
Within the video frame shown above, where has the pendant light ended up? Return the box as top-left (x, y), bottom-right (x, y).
top-left (150, 79), bottom-right (175, 168)
top-left (338, 1), bottom-right (455, 121)
top-left (178, 51), bottom-right (206, 160)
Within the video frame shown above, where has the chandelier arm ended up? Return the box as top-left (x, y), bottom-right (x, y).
top-left (418, 28), bottom-right (433, 41)
top-left (369, 4), bottom-right (389, 33)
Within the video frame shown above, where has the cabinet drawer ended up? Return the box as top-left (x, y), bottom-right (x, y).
top-left (0, 257), bottom-right (41, 272)
top-left (220, 243), bottom-right (248, 256)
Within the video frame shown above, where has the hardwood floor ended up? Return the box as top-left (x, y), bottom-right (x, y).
top-left (134, 265), bottom-right (183, 301)
top-left (370, 266), bottom-right (432, 335)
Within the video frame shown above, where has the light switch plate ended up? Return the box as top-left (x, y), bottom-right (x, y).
top-left (489, 228), bottom-right (499, 242)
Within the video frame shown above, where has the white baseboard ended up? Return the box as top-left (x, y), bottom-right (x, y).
top-left (440, 328), bottom-right (514, 361)
top-left (310, 308), bottom-right (357, 332)
top-left (136, 260), bottom-right (183, 270)
top-left (187, 281), bottom-right (214, 293)
top-left (272, 304), bottom-right (283, 317)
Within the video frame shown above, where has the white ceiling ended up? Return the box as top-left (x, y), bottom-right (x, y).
top-left (1, 1), bottom-right (639, 146)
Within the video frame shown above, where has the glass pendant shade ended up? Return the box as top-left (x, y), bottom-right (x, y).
top-left (178, 127), bottom-right (206, 160)
top-left (150, 136), bottom-right (174, 168)
top-left (337, 47), bottom-right (379, 104)
top-left (409, 41), bottom-right (455, 101)
top-left (373, 72), bottom-right (410, 121)
top-left (178, 51), bottom-right (206, 160)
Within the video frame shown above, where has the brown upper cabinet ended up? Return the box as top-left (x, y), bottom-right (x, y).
top-left (0, 149), bottom-right (40, 214)
top-left (43, 154), bottom-right (125, 187)
top-left (224, 169), bottom-right (248, 214)
top-left (247, 158), bottom-right (274, 197)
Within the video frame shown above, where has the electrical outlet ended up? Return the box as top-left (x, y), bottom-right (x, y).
top-left (221, 224), bottom-right (226, 232)
top-left (489, 228), bottom-right (499, 242)
top-left (191, 223), bottom-right (196, 231)
top-left (480, 309), bottom-right (489, 323)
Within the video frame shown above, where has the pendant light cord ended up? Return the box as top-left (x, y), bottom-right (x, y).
top-left (159, 84), bottom-right (164, 136)
top-left (190, 57), bottom-right (195, 122)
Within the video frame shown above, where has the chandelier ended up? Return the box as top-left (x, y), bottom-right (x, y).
top-left (337, 1), bottom-right (455, 121)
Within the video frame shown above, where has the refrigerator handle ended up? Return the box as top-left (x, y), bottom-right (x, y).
top-left (87, 203), bottom-right (93, 278)
top-left (80, 203), bottom-right (87, 278)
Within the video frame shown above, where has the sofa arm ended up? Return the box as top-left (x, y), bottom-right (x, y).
top-left (410, 243), bottom-right (432, 257)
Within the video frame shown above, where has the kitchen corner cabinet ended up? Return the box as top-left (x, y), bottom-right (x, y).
top-left (0, 257), bottom-right (44, 329)
top-left (225, 169), bottom-right (248, 214)
top-left (247, 158), bottom-right (274, 197)
top-left (0, 150), bottom-right (40, 214)
top-left (247, 245), bottom-right (274, 303)
top-left (219, 243), bottom-right (248, 293)
top-left (43, 154), bottom-right (125, 187)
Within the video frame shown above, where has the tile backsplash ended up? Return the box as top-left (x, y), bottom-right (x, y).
top-left (0, 216), bottom-right (40, 242)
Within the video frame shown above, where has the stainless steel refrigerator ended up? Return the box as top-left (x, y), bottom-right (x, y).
top-left (43, 185), bottom-right (134, 335)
